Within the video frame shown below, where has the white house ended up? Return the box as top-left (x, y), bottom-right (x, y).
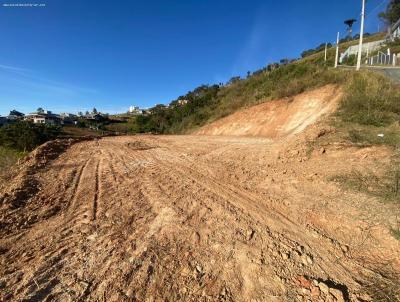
top-left (25, 110), bottom-right (61, 125)
top-left (128, 106), bottom-right (143, 115)
top-left (177, 99), bottom-right (188, 106)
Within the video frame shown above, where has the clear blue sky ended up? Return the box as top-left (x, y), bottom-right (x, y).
top-left (0, 0), bottom-right (388, 116)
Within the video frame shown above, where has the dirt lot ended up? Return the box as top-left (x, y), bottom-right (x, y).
top-left (0, 132), bottom-right (399, 302)
top-left (1, 86), bottom-right (400, 301)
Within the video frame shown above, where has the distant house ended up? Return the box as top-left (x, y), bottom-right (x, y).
top-left (25, 110), bottom-right (61, 125)
top-left (177, 99), bottom-right (188, 106)
top-left (170, 99), bottom-right (189, 108)
top-left (128, 106), bottom-right (143, 115)
top-left (84, 113), bottom-right (106, 122)
top-left (59, 113), bottom-right (78, 125)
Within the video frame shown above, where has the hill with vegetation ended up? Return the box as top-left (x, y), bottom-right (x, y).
top-left (113, 32), bottom-right (399, 147)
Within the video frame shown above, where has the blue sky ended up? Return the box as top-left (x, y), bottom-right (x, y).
top-left (0, 0), bottom-right (388, 115)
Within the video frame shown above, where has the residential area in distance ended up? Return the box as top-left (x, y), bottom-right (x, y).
top-left (0, 105), bottom-right (148, 131)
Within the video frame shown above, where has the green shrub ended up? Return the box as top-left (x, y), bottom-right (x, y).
top-left (337, 72), bottom-right (400, 127)
top-left (0, 146), bottom-right (26, 182)
top-left (331, 165), bottom-right (400, 203)
top-left (0, 121), bottom-right (61, 152)
top-left (341, 54), bottom-right (357, 66)
top-left (347, 126), bottom-right (400, 147)
top-left (392, 228), bottom-right (400, 240)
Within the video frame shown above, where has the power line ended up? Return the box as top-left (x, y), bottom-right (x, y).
top-left (365, 0), bottom-right (387, 17)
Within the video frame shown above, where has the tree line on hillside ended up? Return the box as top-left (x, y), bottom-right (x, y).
top-left (134, 0), bottom-right (400, 136)
top-left (133, 84), bottom-right (220, 133)
top-left (131, 58), bottom-right (343, 135)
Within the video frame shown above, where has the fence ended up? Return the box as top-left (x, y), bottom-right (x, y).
top-left (367, 51), bottom-right (398, 66)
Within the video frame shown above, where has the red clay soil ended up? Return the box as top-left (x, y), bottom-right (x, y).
top-left (0, 86), bottom-right (399, 301)
top-left (196, 85), bottom-right (341, 138)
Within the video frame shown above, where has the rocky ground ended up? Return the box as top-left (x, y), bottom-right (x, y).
top-left (0, 129), bottom-right (399, 301)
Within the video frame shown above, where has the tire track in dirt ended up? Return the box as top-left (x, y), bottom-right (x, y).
top-left (92, 160), bottom-right (101, 221)
top-left (125, 140), bottom-right (394, 300)
top-left (69, 159), bottom-right (90, 211)
top-left (2, 136), bottom-right (400, 301)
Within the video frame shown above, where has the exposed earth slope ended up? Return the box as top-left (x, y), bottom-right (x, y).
top-left (196, 85), bottom-right (341, 138)
top-left (1, 86), bottom-right (399, 302)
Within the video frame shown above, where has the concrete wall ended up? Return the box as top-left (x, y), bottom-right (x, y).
top-left (340, 40), bottom-right (385, 63)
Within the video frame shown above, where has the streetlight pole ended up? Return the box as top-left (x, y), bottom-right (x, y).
top-left (356, 0), bottom-right (366, 71)
top-left (335, 32), bottom-right (340, 68)
top-left (324, 43), bottom-right (328, 62)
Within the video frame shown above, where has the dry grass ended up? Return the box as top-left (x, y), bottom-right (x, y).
top-left (0, 147), bottom-right (26, 185)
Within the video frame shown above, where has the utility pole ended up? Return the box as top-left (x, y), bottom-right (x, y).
top-left (324, 43), bottom-right (328, 62)
top-left (335, 32), bottom-right (340, 68)
top-left (356, 0), bottom-right (366, 71)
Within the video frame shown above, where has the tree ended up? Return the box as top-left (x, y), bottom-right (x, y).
top-left (344, 19), bottom-right (357, 38)
top-left (92, 107), bottom-right (98, 114)
top-left (9, 110), bottom-right (24, 117)
top-left (301, 49), bottom-right (315, 58)
top-left (380, 0), bottom-right (400, 25)
top-left (267, 63), bottom-right (279, 71)
top-left (227, 76), bottom-right (241, 85)
top-left (0, 121), bottom-right (61, 151)
top-left (85, 111), bottom-right (90, 116)
top-left (37, 107), bottom-right (44, 113)
top-left (280, 58), bottom-right (290, 65)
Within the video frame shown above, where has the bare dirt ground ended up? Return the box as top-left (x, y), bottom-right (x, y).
top-left (0, 134), bottom-right (399, 302)
top-left (1, 87), bottom-right (399, 302)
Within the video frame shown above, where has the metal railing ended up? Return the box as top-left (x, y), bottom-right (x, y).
top-left (367, 51), bottom-right (398, 66)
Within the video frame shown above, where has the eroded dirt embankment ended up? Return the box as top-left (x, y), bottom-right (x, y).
top-left (195, 85), bottom-right (341, 138)
top-left (0, 86), bottom-right (399, 302)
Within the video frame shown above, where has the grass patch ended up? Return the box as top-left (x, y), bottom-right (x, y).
top-left (61, 125), bottom-right (105, 137)
top-left (330, 156), bottom-right (400, 203)
top-left (392, 228), bottom-right (400, 240)
top-left (0, 121), bottom-right (61, 152)
top-left (346, 125), bottom-right (400, 147)
top-left (337, 71), bottom-right (400, 127)
top-left (0, 146), bottom-right (26, 183)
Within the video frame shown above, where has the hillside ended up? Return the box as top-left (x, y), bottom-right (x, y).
top-left (126, 33), bottom-right (387, 136)
top-left (196, 85), bottom-right (342, 138)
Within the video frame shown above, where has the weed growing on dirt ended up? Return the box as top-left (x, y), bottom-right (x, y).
top-left (392, 228), bottom-right (400, 241)
top-left (337, 71), bottom-right (400, 127)
top-left (346, 126), bottom-right (400, 147)
top-left (330, 158), bottom-right (400, 204)
top-left (0, 146), bottom-right (26, 183)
